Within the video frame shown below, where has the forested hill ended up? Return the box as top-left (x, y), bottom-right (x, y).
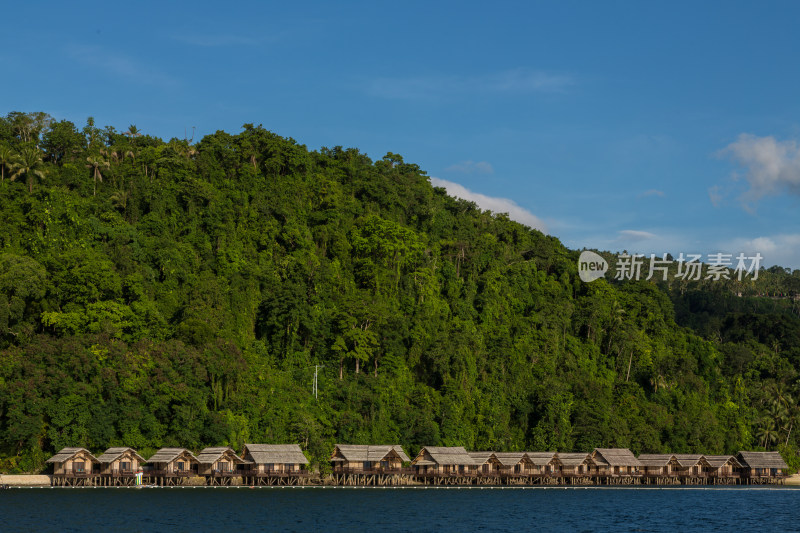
top-left (1, 112), bottom-right (799, 473)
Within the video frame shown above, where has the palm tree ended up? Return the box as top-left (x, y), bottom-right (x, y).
top-left (86, 155), bottom-right (110, 196)
top-left (757, 418), bottom-right (779, 449)
top-left (124, 125), bottom-right (141, 145)
top-left (110, 190), bottom-right (129, 213)
top-left (0, 145), bottom-right (20, 182)
top-left (9, 147), bottom-right (46, 193)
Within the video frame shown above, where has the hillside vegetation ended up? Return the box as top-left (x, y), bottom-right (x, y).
top-left (1, 111), bottom-right (799, 473)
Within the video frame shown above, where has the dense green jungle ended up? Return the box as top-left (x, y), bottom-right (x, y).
top-left (1, 111), bottom-right (799, 473)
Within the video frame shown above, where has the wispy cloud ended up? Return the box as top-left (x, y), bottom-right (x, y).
top-left (66, 44), bottom-right (178, 88)
top-left (430, 177), bottom-right (547, 232)
top-left (365, 68), bottom-right (573, 100)
top-left (444, 160), bottom-right (494, 175)
top-left (617, 230), bottom-right (657, 242)
top-left (719, 133), bottom-right (800, 207)
top-left (171, 33), bottom-right (261, 47)
top-left (639, 189), bottom-right (665, 198)
top-left (708, 185), bottom-right (723, 207)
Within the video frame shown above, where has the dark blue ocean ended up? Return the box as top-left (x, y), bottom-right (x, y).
top-left (1, 486), bottom-right (797, 532)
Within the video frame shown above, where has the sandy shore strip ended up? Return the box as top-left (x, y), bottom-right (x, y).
top-left (1, 475), bottom-right (52, 486)
top-left (782, 474), bottom-right (800, 486)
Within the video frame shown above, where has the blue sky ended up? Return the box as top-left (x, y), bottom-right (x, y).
top-left (4, 1), bottom-right (800, 268)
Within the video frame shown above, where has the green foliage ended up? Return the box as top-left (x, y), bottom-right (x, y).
top-left (0, 111), bottom-right (797, 473)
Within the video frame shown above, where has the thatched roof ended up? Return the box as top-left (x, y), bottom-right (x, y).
top-left (593, 448), bottom-right (642, 467)
top-left (469, 452), bottom-right (495, 465)
top-left (557, 453), bottom-right (592, 467)
top-left (703, 455), bottom-right (741, 469)
top-left (244, 444), bottom-right (308, 465)
top-left (46, 447), bottom-right (98, 464)
top-left (673, 454), bottom-right (703, 468)
top-left (524, 452), bottom-right (557, 466)
top-left (147, 448), bottom-right (198, 464)
top-left (414, 446), bottom-right (479, 466)
top-left (331, 445), bottom-right (409, 463)
top-left (637, 454), bottom-right (676, 468)
top-left (96, 447), bottom-right (146, 464)
top-left (737, 451), bottom-right (788, 469)
top-left (493, 452), bottom-right (528, 467)
top-left (196, 447), bottom-right (246, 464)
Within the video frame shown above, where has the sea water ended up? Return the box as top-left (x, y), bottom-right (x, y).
top-left (0, 486), bottom-right (796, 532)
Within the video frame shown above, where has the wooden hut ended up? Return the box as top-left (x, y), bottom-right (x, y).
top-left (47, 448), bottom-right (100, 486)
top-left (590, 448), bottom-right (642, 481)
top-left (702, 455), bottom-right (741, 483)
top-left (197, 447), bottom-right (247, 486)
top-left (146, 448), bottom-right (199, 486)
top-left (737, 451), bottom-right (788, 483)
top-left (330, 445), bottom-right (411, 485)
top-left (524, 452), bottom-right (560, 476)
top-left (469, 452), bottom-right (502, 481)
top-left (638, 454), bottom-right (677, 476)
top-left (411, 447), bottom-right (480, 484)
top-left (330, 444), bottom-right (409, 473)
top-left (493, 452), bottom-right (535, 478)
top-left (242, 444), bottom-right (309, 486)
top-left (96, 447), bottom-right (146, 486)
top-left (557, 452), bottom-right (594, 477)
top-left (672, 454), bottom-right (704, 478)
top-left (637, 454), bottom-right (682, 484)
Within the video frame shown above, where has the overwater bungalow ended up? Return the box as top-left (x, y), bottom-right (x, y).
top-left (702, 455), bottom-right (741, 483)
top-left (493, 452), bottom-right (535, 478)
top-left (524, 452), bottom-right (559, 476)
top-left (737, 451), bottom-right (788, 483)
top-left (242, 444), bottom-right (309, 486)
top-left (330, 444), bottom-right (409, 473)
top-left (469, 452), bottom-right (502, 479)
top-left (146, 448), bottom-right (199, 485)
top-left (47, 447), bottom-right (101, 486)
top-left (96, 447), bottom-right (146, 486)
top-left (637, 454), bottom-right (682, 484)
top-left (638, 454), bottom-right (677, 476)
top-left (672, 454), bottom-right (704, 478)
top-left (556, 452), bottom-right (594, 477)
top-left (590, 448), bottom-right (642, 481)
top-left (329, 444), bottom-right (411, 485)
top-left (197, 447), bottom-right (247, 485)
top-left (411, 446), bottom-right (480, 484)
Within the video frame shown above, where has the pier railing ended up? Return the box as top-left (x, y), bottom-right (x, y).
top-left (247, 470), bottom-right (311, 477)
top-left (146, 469), bottom-right (196, 477)
top-left (332, 467), bottom-right (415, 475)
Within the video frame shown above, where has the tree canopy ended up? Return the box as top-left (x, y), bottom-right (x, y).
top-left (1, 111), bottom-right (799, 474)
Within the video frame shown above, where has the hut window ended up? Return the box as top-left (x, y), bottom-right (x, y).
top-left (121, 461), bottom-right (131, 472)
top-left (363, 461), bottom-right (372, 470)
top-left (74, 461), bottom-right (85, 473)
top-left (177, 461), bottom-right (185, 471)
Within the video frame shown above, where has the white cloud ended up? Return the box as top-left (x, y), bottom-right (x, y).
top-left (722, 234), bottom-right (800, 269)
top-left (720, 133), bottom-right (800, 205)
top-left (430, 177), bottom-right (547, 232)
top-left (617, 230), bottom-right (657, 242)
top-left (365, 68), bottom-right (573, 100)
top-left (444, 160), bottom-right (494, 175)
top-left (639, 189), bottom-right (665, 198)
top-left (66, 45), bottom-right (178, 89)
